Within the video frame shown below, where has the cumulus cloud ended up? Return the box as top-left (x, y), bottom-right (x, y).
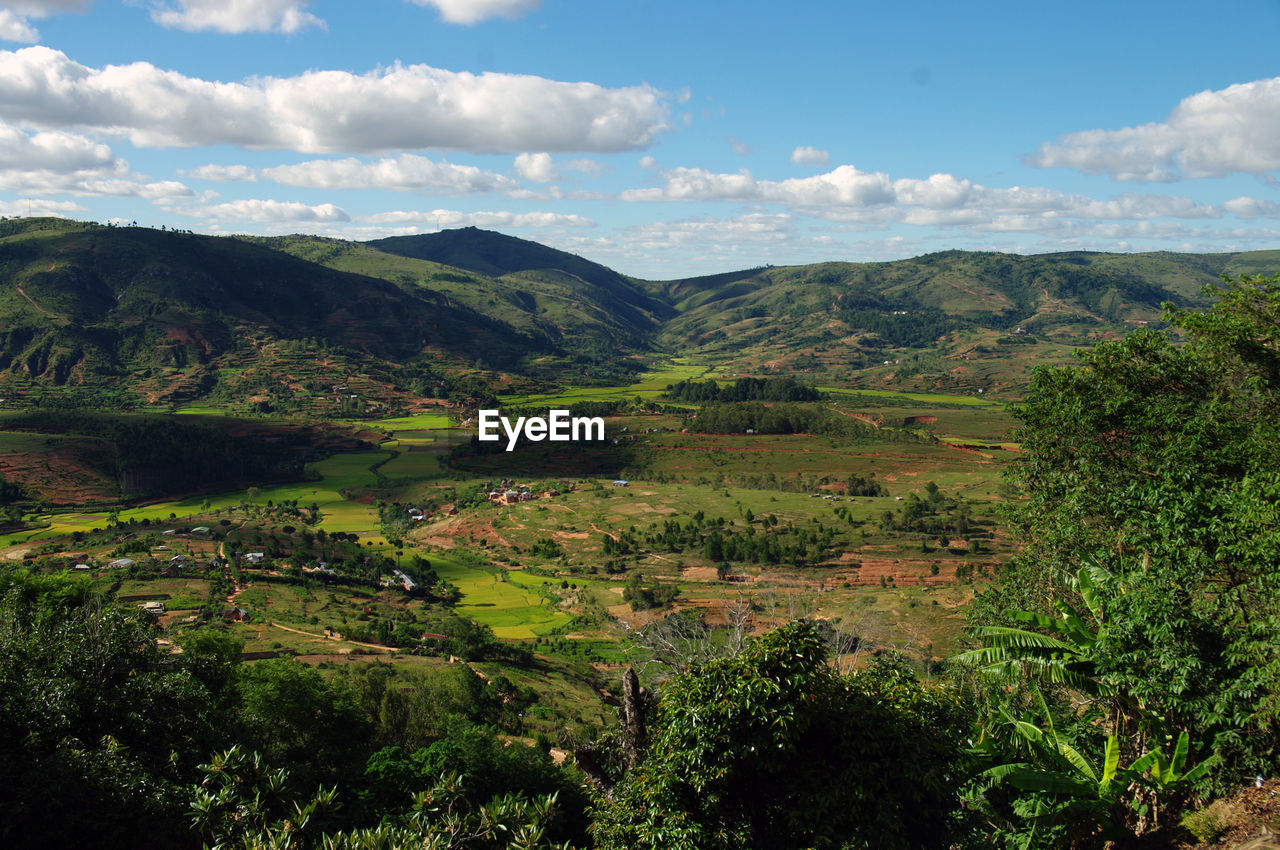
top-left (260, 154), bottom-right (519, 194)
top-left (621, 160), bottom-right (1241, 232)
top-left (184, 163), bottom-right (257, 182)
top-left (0, 10), bottom-right (37, 41)
top-left (790, 146), bottom-right (830, 166)
top-left (513, 151), bottom-right (556, 182)
top-left (187, 199), bottom-right (349, 222)
top-left (622, 163), bottom-right (895, 206)
top-left (0, 46), bottom-right (670, 154)
top-left (1221, 196), bottom-right (1280, 218)
top-left (1031, 77), bottom-right (1280, 181)
top-left (362, 208), bottom-right (593, 228)
top-left (0, 197), bottom-right (85, 216)
top-left (0, 121), bottom-right (117, 171)
top-left (0, 121), bottom-right (192, 196)
top-left (150, 0), bottom-right (324, 34)
top-left (406, 0), bottom-right (539, 25)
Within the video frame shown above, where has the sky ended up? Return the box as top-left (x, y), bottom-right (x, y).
top-left (3, 1), bottom-right (1280, 278)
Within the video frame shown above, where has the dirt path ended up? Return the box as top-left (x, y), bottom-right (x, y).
top-left (16, 283), bottom-right (62, 320)
top-left (269, 621), bottom-right (400, 653)
top-left (829, 406), bottom-right (880, 427)
top-left (590, 522), bottom-right (619, 541)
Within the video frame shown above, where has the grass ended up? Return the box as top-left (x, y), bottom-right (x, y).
top-left (824, 387), bottom-right (1006, 408)
top-left (498, 362), bottom-right (714, 407)
top-left (372, 413), bottom-right (454, 431)
top-left (430, 554), bottom-right (571, 639)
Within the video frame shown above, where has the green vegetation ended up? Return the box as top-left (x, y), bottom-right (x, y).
top-left (1, 218), bottom-right (1278, 848)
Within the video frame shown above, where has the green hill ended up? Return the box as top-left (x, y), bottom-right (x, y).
top-left (0, 216), bottom-right (1276, 407)
top-left (0, 218), bottom-right (543, 409)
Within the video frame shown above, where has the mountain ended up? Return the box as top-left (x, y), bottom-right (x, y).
top-left (0, 218), bottom-right (542, 409)
top-left (366, 227), bottom-right (673, 348)
top-left (0, 216), bottom-right (1276, 407)
top-left (638, 249), bottom-right (1279, 393)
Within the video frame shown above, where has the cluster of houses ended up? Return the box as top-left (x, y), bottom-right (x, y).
top-left (485, 478), bottom-right (574, 505)
top-left (389, 569), bottom-right (417, 592)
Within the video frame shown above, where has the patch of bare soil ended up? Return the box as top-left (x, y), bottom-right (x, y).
top-left (1158, 778), bottom-right (1280, 850)
top-left (0, 441), bottom-right (120, 505)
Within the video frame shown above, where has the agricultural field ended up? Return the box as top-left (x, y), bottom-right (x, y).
top-left (1, 373), bottom-right (1020, 728)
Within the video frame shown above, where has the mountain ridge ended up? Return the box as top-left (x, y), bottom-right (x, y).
top-left (0, 217), bottom-right (1273, 408)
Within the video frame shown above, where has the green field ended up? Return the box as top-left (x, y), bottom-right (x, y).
top-left (498, 361), bottom-right (714, 407)
top-left (431, 555), bottom-right (572, 639)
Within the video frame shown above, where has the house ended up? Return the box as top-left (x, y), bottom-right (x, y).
top-left (244, 552), bottom-right (265, 565)
top-left (109, 558), bottom-right (135, 568)
top-left (73, 563), bottom-right (91, 571)
top-left (140, 601), bottom-right (166, 615)
top-left (612, 480), bottom-right (629, 487)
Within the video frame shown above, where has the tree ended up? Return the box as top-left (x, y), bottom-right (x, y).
top-left (591, 621), bottom-right (971, 850)
top-left (977, 274), bottom-right (1280, 787)
top-left (0, 572), bottom-right (229, 848)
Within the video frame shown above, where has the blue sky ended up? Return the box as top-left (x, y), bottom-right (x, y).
top-left (3, 0), bottom-right (1280, 278)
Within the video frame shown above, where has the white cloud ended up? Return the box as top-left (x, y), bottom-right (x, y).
top-left (0, 121), bottom-right (117, 171)
top-left (0, 46), bottom-right (670, 154)
top-left (150, 0), bottom-right (324, 34)
top-left (1031, 77), bottom-right (1280, 181)
top-left (406, 0), bottom-right (539, 25)
top-left (790, 146), bottom-right (829, 166)
top-left (564, 157), bottom-right (604, 177)
top-left (362, 209), bottom-right (594, 228)
top-left (184, 163), bottom-right (257, 182)
top-left (0, 1), bottom-right (92, 14)
top-left (186, 199), bottom-right (350, 222)
top-left (0, 10), bottom-right (37, 41)
top-left (0, 1), bottom-right (93, 43)
top-left (0, 121), bottom-right (190, 196)
top-left (513, 151), bottom-right (556, 182)
top-left (1221, 196), bottom-right (1280, 219)
top-left (622, 163), bottom-right (895, 206)
top-left (261, 154), bottom-right (518, 194)
top-left (139, 180), bottom-right (195, 200)
top-left (0, 197), bottom-right (85, 216)
top-left (621, 160), bottom-right (1241, 235)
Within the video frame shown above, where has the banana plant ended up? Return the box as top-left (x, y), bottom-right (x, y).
top-left (957, 559), bottom-right (1115, 697)
top-left (971, 685), bottom-right (1216, 844)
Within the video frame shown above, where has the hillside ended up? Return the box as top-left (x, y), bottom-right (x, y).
top-left (639, 249), bottom-right (1276, 393)
top-left (0, 216), bottom-right (1277, 406)
top-left (0, 218), bottom-right (549, 409)
top-left (257, 228), bottom-right (669, 372)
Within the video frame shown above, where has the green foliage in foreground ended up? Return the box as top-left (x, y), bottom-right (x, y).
top-left (0, 570), bottom-right (589, 849)
top-left (961, 274), bottom-right (1280, 846)
top-left (592, 621), bottom-right (971, 850)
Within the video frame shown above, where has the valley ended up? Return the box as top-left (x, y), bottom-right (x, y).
top-left (2, 217), bottom-right (1274, 848)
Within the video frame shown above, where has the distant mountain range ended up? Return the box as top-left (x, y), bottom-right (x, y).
top-left (0, 216), bottom-right (1275, 408)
